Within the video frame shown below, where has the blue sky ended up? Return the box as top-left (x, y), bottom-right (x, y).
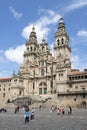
top-left (0, 0), bottom-right (87, 77)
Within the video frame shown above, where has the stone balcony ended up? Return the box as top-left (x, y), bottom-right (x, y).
top-left (58, 90), bottom-right (87, 96)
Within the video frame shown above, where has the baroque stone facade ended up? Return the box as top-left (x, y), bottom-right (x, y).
top-left (0, 17), bottom-right (87, 108)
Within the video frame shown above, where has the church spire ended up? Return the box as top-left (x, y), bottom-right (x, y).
top-left (41, 34), bottom-right (47, 45)
top-left (28, 25), bottom-right (38, 44)
top-left (32, 24), bottom-right (35, 32)
top-left (39, 35), bottom-right (51, 55)
top-left (58, 17), bottom-right (65, 31)
top-left (55, 16), bottom-right (69, 41)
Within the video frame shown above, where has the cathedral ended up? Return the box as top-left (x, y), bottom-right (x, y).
top-left (0, 17), bottom-right (87, 108)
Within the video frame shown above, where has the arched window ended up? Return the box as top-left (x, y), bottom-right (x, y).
top-left (57, 39), bottom-right (60, 45)
top-left (39, 82), bottom-right (47, 86)
top-left (19, 91), bottom-right (22, 95)
top-left (50, 81), bottom-right (53, 89)
top-left (30, 46), bottom-right (32, 51)
top-left (41, 61), bottom-right (44, 66)
top-left (41, 69), bottom-right (44, 76)
top-left (61, 38), bottom-right (64, 44)
top-left (39, 82), bottom-right (42, 86)
top-left (3, 93), bottom-right (5, 98)
top-left (44, 88), bottom-right (47, 94)
top-left (39, 88), bottom-right (42, 95)
top-left (43, 82), bottom-right (47, 86)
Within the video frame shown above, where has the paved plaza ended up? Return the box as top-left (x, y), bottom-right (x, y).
top-left (0, 108), bottom-right (87, 130)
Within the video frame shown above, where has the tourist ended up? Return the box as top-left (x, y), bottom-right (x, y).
top-left (30, 108), bottom-right (35, 120)
top-left (67, 106), bottom-right (70, 115)
top-left (39, 105), bottom-right (42, 110)
top-left (24, 108), bottom-right (30, 123)
top-left (70, 106), bottom-right (72, 115)
top-left (61, 108), bottom-right (65, 115)
top-left (14, 106), bottom-right (19, 114)
top-left (56, 108), bottom-right (60, 115)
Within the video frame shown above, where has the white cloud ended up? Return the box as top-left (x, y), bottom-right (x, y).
top-left (64, 0), bottom-right (87, 12)
top-left (4, 44), bottom-right (25, 64)
top-left (22, 9), bottom-right (61, 43)
top-left (22, 24), bottom-right (50, 43)
top-left (77, 30), bottom-right (87, 37)
top-left (9, 6), bottom-right (22, 20)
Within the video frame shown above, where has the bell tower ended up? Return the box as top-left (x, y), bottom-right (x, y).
top-left (23, 26), bottom-right (39, 63)
top-left (54, 17), bottom-right (71, 69)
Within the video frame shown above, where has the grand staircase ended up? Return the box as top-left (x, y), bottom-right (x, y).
top-left (9, 94), bottom-right (53, 107)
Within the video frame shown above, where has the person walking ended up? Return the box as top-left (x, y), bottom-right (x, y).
top-left (61, 108), bottom-right (65, 115)
top-left (67, 106), bottom-right (70, 115)
top-left (30, 108), bottom-right (35, 120)
top-left (69, 106), bottom-right (72, 115)
top-left (56, 108), bottom-right (60, 115)
top-left (24, 108), bottom-right (30, 123)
